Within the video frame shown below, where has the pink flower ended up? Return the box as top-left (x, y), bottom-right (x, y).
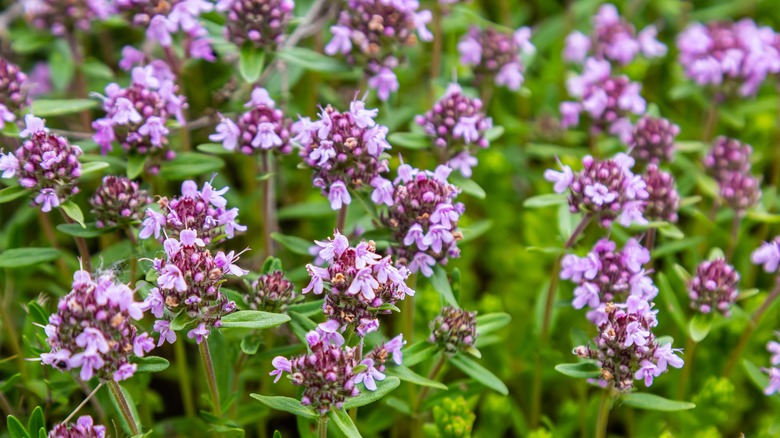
top-left (368, 68), bottom-right (399, 101)
top-left (328, 181), bottom-right (351, 211)
top-left (325, 25), bottom-right (352, 55)
top-left (187, 323), bottom-right (209, 344)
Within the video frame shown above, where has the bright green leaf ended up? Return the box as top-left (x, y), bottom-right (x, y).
top-left (554, 362), bottom-right (601, 379)
top-left (386, 366), bottom-right (448, 390)
top-left (220, 310), bottom-right (290, 330)
top-left (689, 314), bottom-right (712, 343)
top-left (31, 99), bottom-right (97, 117)
top-left (450, 354), bottom-right (508, 395)
top-left (159, 153), bottom-right (225, 179)
top-left (620, 393), bottom-right (695, 411)
top-left (342, 377), bottom-right (401, 409)
top-left (270, 232), bottom-right (313, 256)
top-left (239, 44), bottom-right (266, 83)
top-left (429, 266), bottom-right (459, 308)
top-left (249, 394), bottom-right (318, 420)
top-left (0, 186), bottom-right (31, 204)
top-left (328, 409), bottom-right (361, 438)
top-left (386, 132), bottom-right (429, 150)
top-left (60, 200), bottom-right (86, 228)
top-left (523, 193), bottom-right (567, 208)
top-left (0, 248), bottom-right (61, 269)
top-left (476, 312), bottom-right (512, 335)
top-left (132, 356), bottom-right (170, 373)
top-left (57, 223), bottom-right (115, 238)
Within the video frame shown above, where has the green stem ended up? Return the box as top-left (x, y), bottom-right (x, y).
top-left (261, 152), bottom-right (277, 258)
top-left (725, 214), bottom-right (741, 262)
top-left (38, 211), bottom-right (69, 278)
top-left (59, 210), bottom-right (92, 272)
top-left (402, 274), bottom-right (417, 343)
top-left (318, 416), bottom-right (328, 438)
top-left (336, 204), bottom-right (348, 233)
top-left (429, 2), bottom-right (443, 96)
top-left (414, 354), bottom-right (446, 412)
top-left (174, 339), bottom-right (196, 418)
top-left (63, 382), bottom-right (104, 425)
top-left (595, 386), bottom-right (613, 438)
top-left (200, 340), bottom-right (222, 416)
top-left (1, 270), bottom-right (26, 381)
top-left (676, 338), bottom-right (697, 400)
top-left (108, 380), bottom-right (140, 435)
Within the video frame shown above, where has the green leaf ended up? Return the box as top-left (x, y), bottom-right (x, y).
top-left (688, 314), bottom-right (712, 343)
top-left (743, 359), bottom-right (776, 397)
top-left (6, 415), bottom-right (30, 438)
top-left (342, 377), bottom-right (401, 409)
top-left (276, 47), bottom-right (351, 73)
top-left (31, 99), bottom-right (98, 117)
top-left (658, 224), bottom-right (684, 240)
top-left (450, 174), bottom-right (486, 199)
top-left (0, 374), bottom-right (20, 392)
top-left (386, 366), bottom-right (448, 390)
top-left (485, 126), bottom-right (504, 142)
top-left (450, 354), bottom-right (508, 395)
top-left (239, 44), bottom-right (266, 83)
top-left (386, 132), bottom-right (429, 150)
top-left (746, 210), bottom-right (780, 224)
top-left (476, 313), bottom-right (512, 335)
top-left (80, 161), bottom-right (110, 177)
top-left (429, 265), bottom-right (459, 308)
top-left (240, 334), bottom-right (262, 355)
top-left (329, 409), bottom-right (361, 438)
top-left (81, 59), bottom-right (115, 80)
top-left (656, 273), bottom-right (688, 335)
top-left (27, 406), bottom-right (45, 437)
top-left (220, 310), bottom-right (291, 329)
top-left (554, 362), bottom-right (601, 379)
top-left (132, 356), bottom-right (170, 373)
top-left (127, 155), bottom-right (146, 179)
top-left (459, 220), bottom-right (492, 244)
top-left (523, 193), bottom-right (567, 208)
top-left (402, 342), bottom-right (438, 368)
top-left (27, 301), bottom-right (49, 326)
top-left (0, 186), bottom-right (31, 204)
top-left (672, 264), bottom-right (691, 283)
top-left (196, 143), bottom-right (233, 155)
top-left (60, 200), bottom-right (86, 228)
top-left (277, 201), bottom-right (334, 219)
top-left (159, 153), bottom-right (225, 179)
top-left (0, 248), bottom-right (61, 269)
top-left (620, 393), bottom-right (695, 411)
top-left (249, 394), bottom-right (318, 420)
top-left (270, 232), bottom-right (313, 256)
top-left (57, 223), bottom-right (115, 238)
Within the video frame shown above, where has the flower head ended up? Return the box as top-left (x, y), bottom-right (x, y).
top-left (458, 26), bottom-right (534, 90)
top-left (429, 306), bottom-right (478, 354)
top-left (688, 259), bottom-right (740, 316)
top-left (90, 176), bottom-right (150, 228)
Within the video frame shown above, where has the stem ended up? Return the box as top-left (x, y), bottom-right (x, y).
top-left (318, 416), bottom-right (328, 438)
top-left (59, 211), bottom-right (92, 272)
top-left (402, 275), bottom-right (417, 343)
top-left (174, 339), bottom-right (196, 418)
top-left (199, 340), bottom-right (222, 416)
top-left (38, 211), bottom-right (69, 278)
top-left (261, 152), bottom-right (277, 258)
top-left (676, 338), bottom-right (697, 400)
top-left (1, 271), bottom-right (26, 380)
top-left (429, 2), bottom-right (443, 94)
top-left (108, 380), bottom-right (140, 435)
top-left (64, 382), bottom-right (104, 425)
top-left (125, 228), bottom-right (138, 288)
top-left (414, 354), bottom-right (446, 411)
top-left (725, 214), bottom-right (740, 262)
top-left (723, 278), bottom-right (780, 377)
top-left (595, 386), bottom-right (613, 438)
top-left (336, 204), bottom-right (348, 233)
top-left (645, 228), bottom-right (657, 270)
top-left (703, 103), bottom-right (718, 142)
top-left (65, 32), bottom-right (91, 131)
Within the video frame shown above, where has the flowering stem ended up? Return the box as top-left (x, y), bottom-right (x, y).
top-left (125, 228), bottom-right (139, 288)
top-left (63, 382), bottom-right (104, 425)
top-left (59, 210), bottom-right (92, 273)
top-left (723, 278), bottom-right (780, 377)
top-left (336, 204), bottom-right (348, 233)
top-left (676, 338), bottom-right (697, 400)
top-left (1, 270), bottom-right (26, 380)
top-left (726, 214), bottom-right (741, 262)
top-left (414, 353), bottom-right (446, 412)
top-left (703, 102), bottom-right (718, 142)
top-left (174, 340), bottom-right (196, 418)
top-left (318, 416), bottom-right (328, 438)
top-left (64, 32), bottom-right (91, 131)
top-left (199, 340), bottom-right (223, 417)
top-left (260, 152), bottom-right (277, 257)
top-left (429, 2), bottom-right (443, 94)
top-left (38, 211), bottom-right (69, 278)
top-left (402, 274), bottom-right (418, 343)
top-left (108, 380), bottom-right (140, 436)
top-left (595, 385), bottom-right (613, 438)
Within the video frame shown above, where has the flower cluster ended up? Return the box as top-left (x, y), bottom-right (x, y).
top-left (116, 0), bottom-right (215, 61)
top-left (48, 416), bottom-right (106, 438)
top-left (428, 306), bottom-right (478, 354)
top-left (357, 334), bottom-right (404, 390)
top-left (0, 115), bottom-right (82, 212)
top-left (763, 333), bottom-right (780, 395)
top-left (90, 176), bottom-right (150, 228)
top-left (677, 19), bottom-right (780, 97)
top-left (563, 3), bottom-right (666, 65)
top-left (641, 164), bottom-right (680, 223)
top-left (325, 0), bottom-right (433, 100)
top-left (210, 88), bottom-right (292, 155)
top-left (303, 232), bottom-right (414, 336)
top-left (0, 57), bottom-right (28, 130)
top-left (294, 98), bottom-right (391, 210)
top-left (544, 153), bottom-right (648, 227)
top-left (381, 164), bottom-right (464, 276)
top-left (688, 259), bottom-right (740, 316)
top-left (560, 58), bottom-right (646, 142)
top-left (41, 270), bottom-right (152, 382)
top-left (245, 270), bottom-right (297, 313)
top-left (144, 229), bottom-right (245, 345)
top-left (93, 64), bottom-right (187, 173)
top-left (561, 239), bottom-right (656, 319)
top-left (574, 302), bottom-right (684, 390)
top-left (628, 116), bottom-right (680, 165)
top-left (458, 26), bottom-right (534, 90)
top-left (217, 0), bottom-right (294, 49)
top-left (21, 0), bottom-right (112, 36)
top-left (415, 83), bottom-right (493, 177)
top-left (704, 137), bottom-right (760, 213)
top-left (752, 236), bottom-right (780, 274)
top-left (139, 179), bottom-right (246, 244)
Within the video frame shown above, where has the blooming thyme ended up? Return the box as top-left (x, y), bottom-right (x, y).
top-left (574, 301), bottom-right (683, 391)
top-left (90, 176), bottom-right (150, 228)
top-left (704, 136), bottom-right (753, 181)
top-left (41, 270), bottom-right (152, 382)
top-left (325, 0), bottom-right (433, 100)
top-left (143, 229), bottom-right (245, 345)
top-left (677, 19), bottom-right (780, 97)
top-left (245, 270), bottom-right (297, 313)
top-left (719, 171), bottom-right (761, 213)
top-left (559, 58), bottom-right (646, 142)
top-left (294, 98), bottom-right (392, 210)
top-left (380, 164), bottom-right (464, 277)
top-left (688, 259), bottom-right (739, 316)
top-left (217, 0), bottom-right (294, 49)
top-left (48, 416), bottom-right (106, 438)
top-left (429, 306), bottom-right (477, 354)
top-left (139, 179), bottom-right (246, 244)
top-left (209, 88), bottom-right (292, 155)
top-left (303, 232), bottom-right (414, 336)
top-left (458, 26), bottom-right (534, 90)
top-left (21, 0), bottom-right (112, 36)
top-left (752, 236), bottom-right (780, 274)
top-left (642, 164), bottom-right (680, 223)
top-left (0, 115), bottom-right (82, 212)
top-left (628, 116), bottom-right (680, 165)
top-left (563, 3), bottom-right (666, 65)
top-left (415, 83), bottom-right (494, 177)
top-left (0, 57), bottom-right (28, 130)
top-left (763, 333), bottom-right (780, 395)
top-left (544, 153), bottom-right (648, 227)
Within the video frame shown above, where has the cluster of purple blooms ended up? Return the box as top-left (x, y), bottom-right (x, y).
top-left (303, 232), bottom-right (414, 337)
top-left (93, 63), bottom-right (187, 172)
top-left (139, 179), bottom-right (246, 245)
top-left (325, 0), bottom-right (433, 100)
top-left (641, 164), bottom-right (680, 223)
top-left (627, 116), bottom-right (680, 165)
top-left (143, 229), bottom-right (246, 345)
top-left (245, 270), bottom-right (298, 313)
top-left (688, 259), bottom-right (740, 316)
top-left (703, 136), bottom-right (761, 213)
top-left (381, 164), bottom-right (464, 277)
top-left (574, 301), bottom-right (684, 390)
top-left (763, 333), bottom-right (780, 395)
top-left (217, 0), bottom-right (294, 49)
top-left (48, 415), bottom-right (106, 438)
top-left (751, 236), bottom-right (780, 396)
top-left (415, 83), bottom-right (493, 177)
top-left (41, 270), bottom-right (153, 382)
top-left (294, 98), bottom-right (391, 211)
top-left (90, 175), bottom-right (150, 229)
top-left (457, 26), bottom-right (534, 91)
top-left (210, 88), bottom-right (292, 155)
top-left (563, 3), bottom-right (666, 65)
top-left (0, 115), bottom-right (83, 212)
top-left (21, 0), bottom-right (111, 36)
top-left (0, 57), bottom-right (28, 130)
top-left (545, 153), bottom-right (648, 228)
top-left (560, 58), bottom-right (646, 142)
top-left (677, 19), bottom-right (780, 97)
top-left (428, 306), bottom-right (478, 354)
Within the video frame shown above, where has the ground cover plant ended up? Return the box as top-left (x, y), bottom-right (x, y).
top-left (2, 0), bottom-right (780, 437)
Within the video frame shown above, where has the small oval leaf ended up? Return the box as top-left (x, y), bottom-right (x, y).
top-left (249, 394), bottom-right (318, 420)
top-left (0, 248), bottom-right (61, 269)
top-left (620, 393), bottom-right (695, 411)
top-left (220, 310), bottom-right (291, 330)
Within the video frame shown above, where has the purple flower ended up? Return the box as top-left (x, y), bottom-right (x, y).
top-left (154, 320), bottom-right (177, 346)
top-left (20, 114), bottom-right (47, 138)
top-left (354, 358), bottom-right (386, 391)
top-left (112, 97), bottom-right (143, 125)
top-left (458, 26), bottom-right (533, 89)
top-left (384, 334), bottom-right (405, 365)
top-left (573, 283), bottom-right (600, 309)
top-left (348, 267), bottom-right (380, 300)
top-left (764, 367), bottom-right (780, 395)
top-left (564, 31), bottom-right (591, 63)
top-left (270, 356), bottom-right (292, 383)
top-left (370, 176), bottom-right (394, 206)
top-left (138, 116), bottom-right (169, 147)
top-left (252, 122), bottom-right (284, 149)
top-left (328, 181), bottom-right (351, 211)
top-left (147, 15), bottom-right (174, 46)
top-left (409, 252), bottom-right (436, 277)
top-left (187, 323), bottom-right (209, 344)
top-left (543, 162), bottom-right (573, 194)
top-left (159, 264), bottom-right (187, 292)
top-left (133, 333), bottom-right (155, 357)
top-left (634, 360), bottom-right (657, 386)
top-left (303, 265), bottom-right (330, 295)
top-left (368, 68), bottom-right (399, 102)
top-left (325, 25), bottom-right (352, 55)
top-left (35, 188), bottom-right (60, 212)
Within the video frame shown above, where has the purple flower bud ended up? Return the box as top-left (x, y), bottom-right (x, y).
top-left (48, 415), bottom-right (107, 438)
top-left (688, 259), bottom-right (740, 316)
top-left (458, 26), bottom-right (534, 90)
top-left (428, 306), bottom-right (478, 354)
